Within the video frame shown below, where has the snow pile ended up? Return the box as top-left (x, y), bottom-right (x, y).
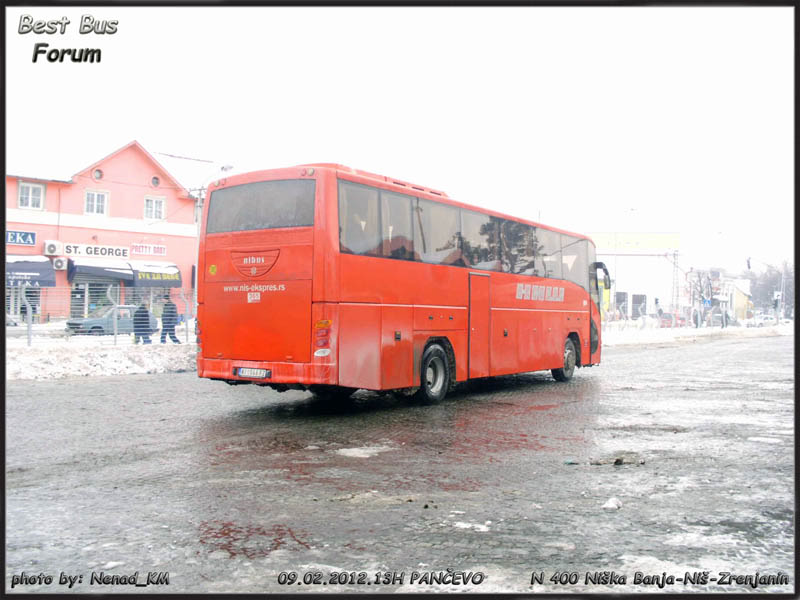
top-left (603, 322), bottom-right (793, 347)
top-left (6, 342), bottom-right (197, 381)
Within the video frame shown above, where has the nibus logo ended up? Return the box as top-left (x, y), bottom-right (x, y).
top-left (516, 283), bottom-right (564, 303)
top-left (231, 249), bottom-right (280, 278)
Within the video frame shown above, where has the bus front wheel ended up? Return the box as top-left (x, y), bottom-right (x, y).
top-left (552, 338), bottom-right (576, 382)
top-left (416, 343), bottom-right (450, 403)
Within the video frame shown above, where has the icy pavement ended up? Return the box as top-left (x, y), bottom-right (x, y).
top-left (5, 335), bottom-right (794, 593)
top-left (4, 323), bottom-right (793, 381)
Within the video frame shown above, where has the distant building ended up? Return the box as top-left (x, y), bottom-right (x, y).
top-left (589, 232), bottom-right (680, 318)
top-left (6, 140), bottom-right (198, 320)
top-left (731, 279), bottom-right (753, 320)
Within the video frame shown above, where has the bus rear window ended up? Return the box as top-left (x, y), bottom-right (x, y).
top-left (206, 179), bottom-right (315, 234)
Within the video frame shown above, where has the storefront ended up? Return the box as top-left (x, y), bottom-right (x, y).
top-left (66, 257), bottom-right (183, 318)
top-left (126, 260), bottom-right (183, 309)
top-left (67, 257), bottom-right (133, 318)
top-left (5, 255), bottom-right (56, 320)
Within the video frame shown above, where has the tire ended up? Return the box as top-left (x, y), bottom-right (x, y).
top-left (308, 385), bottom-right (356, 402)
top-left (90, 327), bottom-right (104, 336)
top-left (415, 343), bottom-right (450, 403)
top-left (552, 338), bottom-right (576, 382)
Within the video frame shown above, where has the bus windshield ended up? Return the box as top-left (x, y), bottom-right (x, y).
top-left (206, 179), bottom-right (315, 234)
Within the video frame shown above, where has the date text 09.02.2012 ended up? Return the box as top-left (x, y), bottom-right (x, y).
top-left (278, 570), bottom-right (486, 586)
top-left (278, 572), bottom-right (401, 586)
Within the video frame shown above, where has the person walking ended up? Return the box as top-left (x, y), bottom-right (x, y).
top-left (133, 303), bottom-right (153, 344)
top-left (160, 294), bottom-right (181, 344)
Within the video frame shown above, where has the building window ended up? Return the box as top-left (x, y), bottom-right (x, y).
top-left (93, 169), bottom-right (103, 180)
top-left (151, 176), bottom-right (160, 188)
top-left (18, 182), bottom-right (44, 210)
top-left (144, 196), bottom-right (165, 220)
top-left (85, 190), bottom-right (108, 215)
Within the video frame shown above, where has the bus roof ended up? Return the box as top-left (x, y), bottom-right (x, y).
top-left (235, 163), bottom-right (594, 244)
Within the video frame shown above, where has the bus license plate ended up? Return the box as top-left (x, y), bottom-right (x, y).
top-left (237, 368), bottom-right (270, 378)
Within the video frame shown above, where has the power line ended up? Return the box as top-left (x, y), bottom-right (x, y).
top-left (155, 152), bottom-right (215, 164)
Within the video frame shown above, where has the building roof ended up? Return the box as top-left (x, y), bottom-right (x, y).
top-left (74, 140), bottom-right (189, 196)
top-left (6, 140), bottom-right (221, 194)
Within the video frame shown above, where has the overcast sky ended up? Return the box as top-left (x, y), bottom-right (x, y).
top-left (5, 6), bottom-right (794, 275)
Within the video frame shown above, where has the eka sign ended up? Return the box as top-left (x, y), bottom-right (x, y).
top-left (7, 230), bottom-right (36, 246)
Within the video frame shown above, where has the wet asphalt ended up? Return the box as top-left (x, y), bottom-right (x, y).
top-left (5, 334), bottom-right (794, 593)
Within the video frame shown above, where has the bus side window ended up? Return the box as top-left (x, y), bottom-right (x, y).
top-left (414, 198), bottom-right (461, 266)
top-left (380, 190), bottom-right (415, 260)
top-left (460, 210), bottom-right (489, 268)
top-left (561, 235), bottom-right (588, 290)
top-left (537, 228), bottom-right (563, 279)
top-left (339, 181), bottom-right (381, 256)
top-left (461, 210), bottom-right (502, 271)
top-left (500, 220), bottom-right (517, 273)
top-left (505, 222), bottom-right (541, 276)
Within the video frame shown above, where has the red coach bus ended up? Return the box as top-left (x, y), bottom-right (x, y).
top-left (196, 164), bottom-right (610, 402)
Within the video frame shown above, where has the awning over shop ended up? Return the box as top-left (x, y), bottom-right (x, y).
top-left (128, 260), bottom-right (182, 288)
top-left (6, 255), bottom-right (56, 287)
top-left (67, 257), bottom-right (134, 282)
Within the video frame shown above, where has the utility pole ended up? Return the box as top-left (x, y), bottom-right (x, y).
top-left (748, 257), bottom-right (787, 318)
top-left (671, 250), bottom-right (679, 313)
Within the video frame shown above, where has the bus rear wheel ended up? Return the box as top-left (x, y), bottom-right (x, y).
top-left (552, 338), bottom-right (576, 382)
top-left (415, 343), bottom-right (450, 403)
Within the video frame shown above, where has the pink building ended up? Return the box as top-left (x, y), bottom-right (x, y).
top-left (6, 140), bottom-right (199, 320)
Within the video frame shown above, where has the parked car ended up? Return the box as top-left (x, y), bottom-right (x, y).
top-left (6, 313), bottom-right (19, 326)
top-left (754, 314), bottom-right (777, 327)
top-left (65, 305), bottom-right (158, 336)
top-left (659, 312), bottom-right (686, 328)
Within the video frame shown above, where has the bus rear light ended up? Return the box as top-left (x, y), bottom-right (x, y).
top-left (316, 328), bottom-right (329, 337)
top-left (314, 319), bottom-right (332, 329)
top-left (315, 338), bottom-right (329, 348)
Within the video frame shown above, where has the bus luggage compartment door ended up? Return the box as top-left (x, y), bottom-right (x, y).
top-left (468, 273), bottom-right (490, 378)
top-left (203, 279), bottom-right (312, 363)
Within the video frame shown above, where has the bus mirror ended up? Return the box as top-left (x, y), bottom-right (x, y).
top-left (591, 262), bottom-right (611, 289)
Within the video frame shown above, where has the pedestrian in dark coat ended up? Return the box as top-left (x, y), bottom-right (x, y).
top-left (133, 303), bottom-right (152, 344)
top-left (160, 295), bottom-right (181, 344)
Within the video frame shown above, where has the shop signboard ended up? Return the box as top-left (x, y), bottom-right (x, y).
top-left (64, 243), bottom-right (130, 259)
top-left (7, 230), bottom-right (36, 246)
top-left (131, 243), bottom-right (167, 256)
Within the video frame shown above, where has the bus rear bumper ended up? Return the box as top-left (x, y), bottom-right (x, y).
top-left (197, 356), bottom-right (335, 385)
